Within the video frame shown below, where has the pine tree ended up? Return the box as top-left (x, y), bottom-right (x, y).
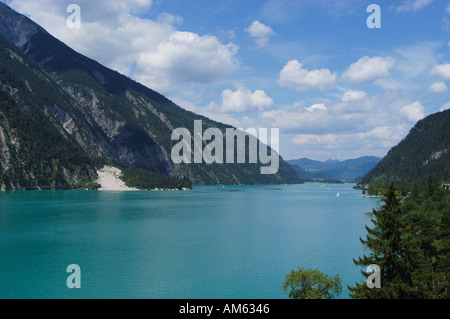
top-left (434, 207), bottom-right (450, 298)
top-left (349, 182), bottom-right (420, 298)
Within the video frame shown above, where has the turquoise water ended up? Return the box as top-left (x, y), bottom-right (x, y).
top-left (0, 184), bottom-right (378, 299)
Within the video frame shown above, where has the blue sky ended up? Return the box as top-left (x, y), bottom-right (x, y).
top-left (3, 0), bottom-right (450, 160)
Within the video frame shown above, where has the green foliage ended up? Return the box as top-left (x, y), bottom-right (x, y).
top-left (354, 111), bottom-right (450, 298)
top-left (367, 174), bottom-right (401, 196)
top-left (0, 36), bottom-right (97, 190)
top-left (85, 182), bottom-right (101, 190)
top-left (282, 267), bottom-right (342, 299)
top-left (402, 180), bottom-right (450, 299)
top-left (120, 168), bottom-right (192, 190)
top-left (349, 183), bottom-right (419, 298)
top-left (349, 182), bottom-right (450, 299)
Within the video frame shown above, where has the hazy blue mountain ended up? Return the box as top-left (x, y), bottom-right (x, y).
top-left (287, 156), bottom-right (382, 182)
top-left (287, 164), bottom-right (344, 183)
top-left (0, 2), bottom-right (301, 189)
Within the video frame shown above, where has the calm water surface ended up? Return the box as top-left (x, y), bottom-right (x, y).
top-left (0, 184), bottom-right (378, 299)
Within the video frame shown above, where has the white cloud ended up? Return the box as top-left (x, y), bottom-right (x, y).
top-left (292, 125), bottom-right (406, 150)
top-left (245, 20), bottom-right (275, 48)
top-left (7, 0), bottom-right (240, 95)
top-left (305, 103), bottom-right (327, 113)
top-left (428, 81), bottom-right (447, 93)
top-left (259, 106), bottom-right (325, 131)
top-left (363, 124), bottom-right (409, 148)
top-left (278, 60), bottom-right (337, 91)
top-left (257, 101), bottom-right (365, 134)
top-left (430, 64), bottom-right (450, 80)
top-left (235, 90), bottom-right (417, 161)
top-left (400, 101), bottom-right (425, 122)
top-left (341, 90), bottom-right (367, 102)
top-left (289, 121), bottom-right (408, 163)
top-left (397, 0), bottom-right (435, 12)
top-left (343, 56), bottom-right (395, 84)
top-left (9, 0), bottom-right (153, 28)
top-left (292, 134), bottom-right (337, 145)
top-left (219, 86), bottom-right (274, 113)
top-left (136, 31), bottom-right (239, 92)
top-left (440, 102), bottom-right (450, 112)
top-left (365, 126), bottom-right (396, 141)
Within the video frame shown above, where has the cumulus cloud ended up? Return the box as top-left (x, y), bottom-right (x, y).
top-left (397, 0), bottom-right (435, 12)
top-left (136, 31), bottom-right (239, 91)
top-left (430, 64), bottom-right (450, 80)
top-left (7, 0), bottom-right (240, 95)
top-left (428, 81), bottom-right (447, 93)
top-left (292, 134), bottom-right (337, 145)
top-left (259, 108), bottom-right (326, 132)
top-left (219, 86), bottom-right (274, 113)
top-left (292, 125), bottom-right (405, 149)
top-left (305, 103), bottom-right (327, 113)
top-left (343, 56), bottom-right (395, 84)
top-left (400, 101), bottom-right (425, 122)
top-left (342, 90), bottom-right (367, 102)
top-left (245, 20), bottom-right (275, 48)
top-left (233, 91), bottom-right (416, 161)
top-left (257, 101), bottom-right (365, 134)
top-left (278, 60), bottom-right (337, 91)
top-left (290, 123), bottom-right (408, 161)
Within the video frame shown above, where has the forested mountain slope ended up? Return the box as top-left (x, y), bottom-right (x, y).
top-left (0, 2), bottom-right (301, 189)
top-left (361, 110), bottom-right (450, 194)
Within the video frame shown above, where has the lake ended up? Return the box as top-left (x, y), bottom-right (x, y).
top-left (0, 184), bottom-right (378, 299)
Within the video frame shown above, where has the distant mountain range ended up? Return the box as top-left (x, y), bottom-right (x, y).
top-left (0, 3), bottom-right (301, 190)
top-left (360, 109), bottom-right (450, 195)
top-left (289, 109), bottom-right (450, 191)
top-left (287, 156), bottom-right (382, 182)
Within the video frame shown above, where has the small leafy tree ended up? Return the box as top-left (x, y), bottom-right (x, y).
top-left (282, 267), bottom-right (342, 299)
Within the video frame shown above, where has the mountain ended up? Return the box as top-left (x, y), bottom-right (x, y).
top-left (361, 110), bottom-right (450, 195)
top-left (287, 164), bottom-right (344, 183)
top-left (0, 3), bottom-right (301, 190)
top-left (287, 156), bottom-right (382, 182)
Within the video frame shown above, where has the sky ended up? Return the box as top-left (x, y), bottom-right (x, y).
top-left (2, 0), bottom-right (450, 161)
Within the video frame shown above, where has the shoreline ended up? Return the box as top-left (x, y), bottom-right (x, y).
top-left (95, 166), bottom-right (139, 191)
top-left (95, 166), bottom-right (191, 191)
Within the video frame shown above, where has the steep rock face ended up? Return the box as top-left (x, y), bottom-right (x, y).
top-left (0, 2), bottom-right (302, 188)
top-left (0, 3), bottom-right (38, 47)
top-left (57, 76), bottom-right (176, 175)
